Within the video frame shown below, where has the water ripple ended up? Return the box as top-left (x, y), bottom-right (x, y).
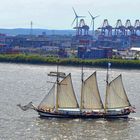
top-left (0, 63), bottom-right (140, 140)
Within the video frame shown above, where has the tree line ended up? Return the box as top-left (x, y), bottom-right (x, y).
top-left (0, 54), bottom-right (140, 69)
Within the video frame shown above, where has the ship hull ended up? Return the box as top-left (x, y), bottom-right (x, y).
top-left (104, 108), bottom-right (131, 119)
top-left (104, 112), bottom-right (130, 119)
top-left (37, 109), bottom-right (104, 119)
top-left (37, 110), bottom-right (131, 119)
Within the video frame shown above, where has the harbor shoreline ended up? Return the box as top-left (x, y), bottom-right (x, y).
top-left (0, 54), bottom-right (140, 69)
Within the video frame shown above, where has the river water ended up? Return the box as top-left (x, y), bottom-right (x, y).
top-left (0, 63), bottom-right (140, 140)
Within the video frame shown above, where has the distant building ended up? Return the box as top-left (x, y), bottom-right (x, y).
top-left (78, 46), bottom-right (112, 59)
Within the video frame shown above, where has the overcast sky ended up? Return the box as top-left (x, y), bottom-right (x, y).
top-left (0, 0), bottom-right (139, 29)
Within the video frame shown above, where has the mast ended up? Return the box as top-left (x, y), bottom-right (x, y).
top-left (80, 56), bottom-right (84, 110)
top-left (105, 62), bottom-right (111, 112)
top-left (55, 58), bottom-right (59, 111)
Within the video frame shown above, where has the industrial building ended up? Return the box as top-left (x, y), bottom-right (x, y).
top-left (0, 8), bottom-right (140, 59)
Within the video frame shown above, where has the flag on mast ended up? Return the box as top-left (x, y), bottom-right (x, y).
top-left (108, 62), bottom-right (111, 69)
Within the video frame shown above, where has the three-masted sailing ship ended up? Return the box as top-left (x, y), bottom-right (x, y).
top-left (18, 63), bottom-right (135, 119)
